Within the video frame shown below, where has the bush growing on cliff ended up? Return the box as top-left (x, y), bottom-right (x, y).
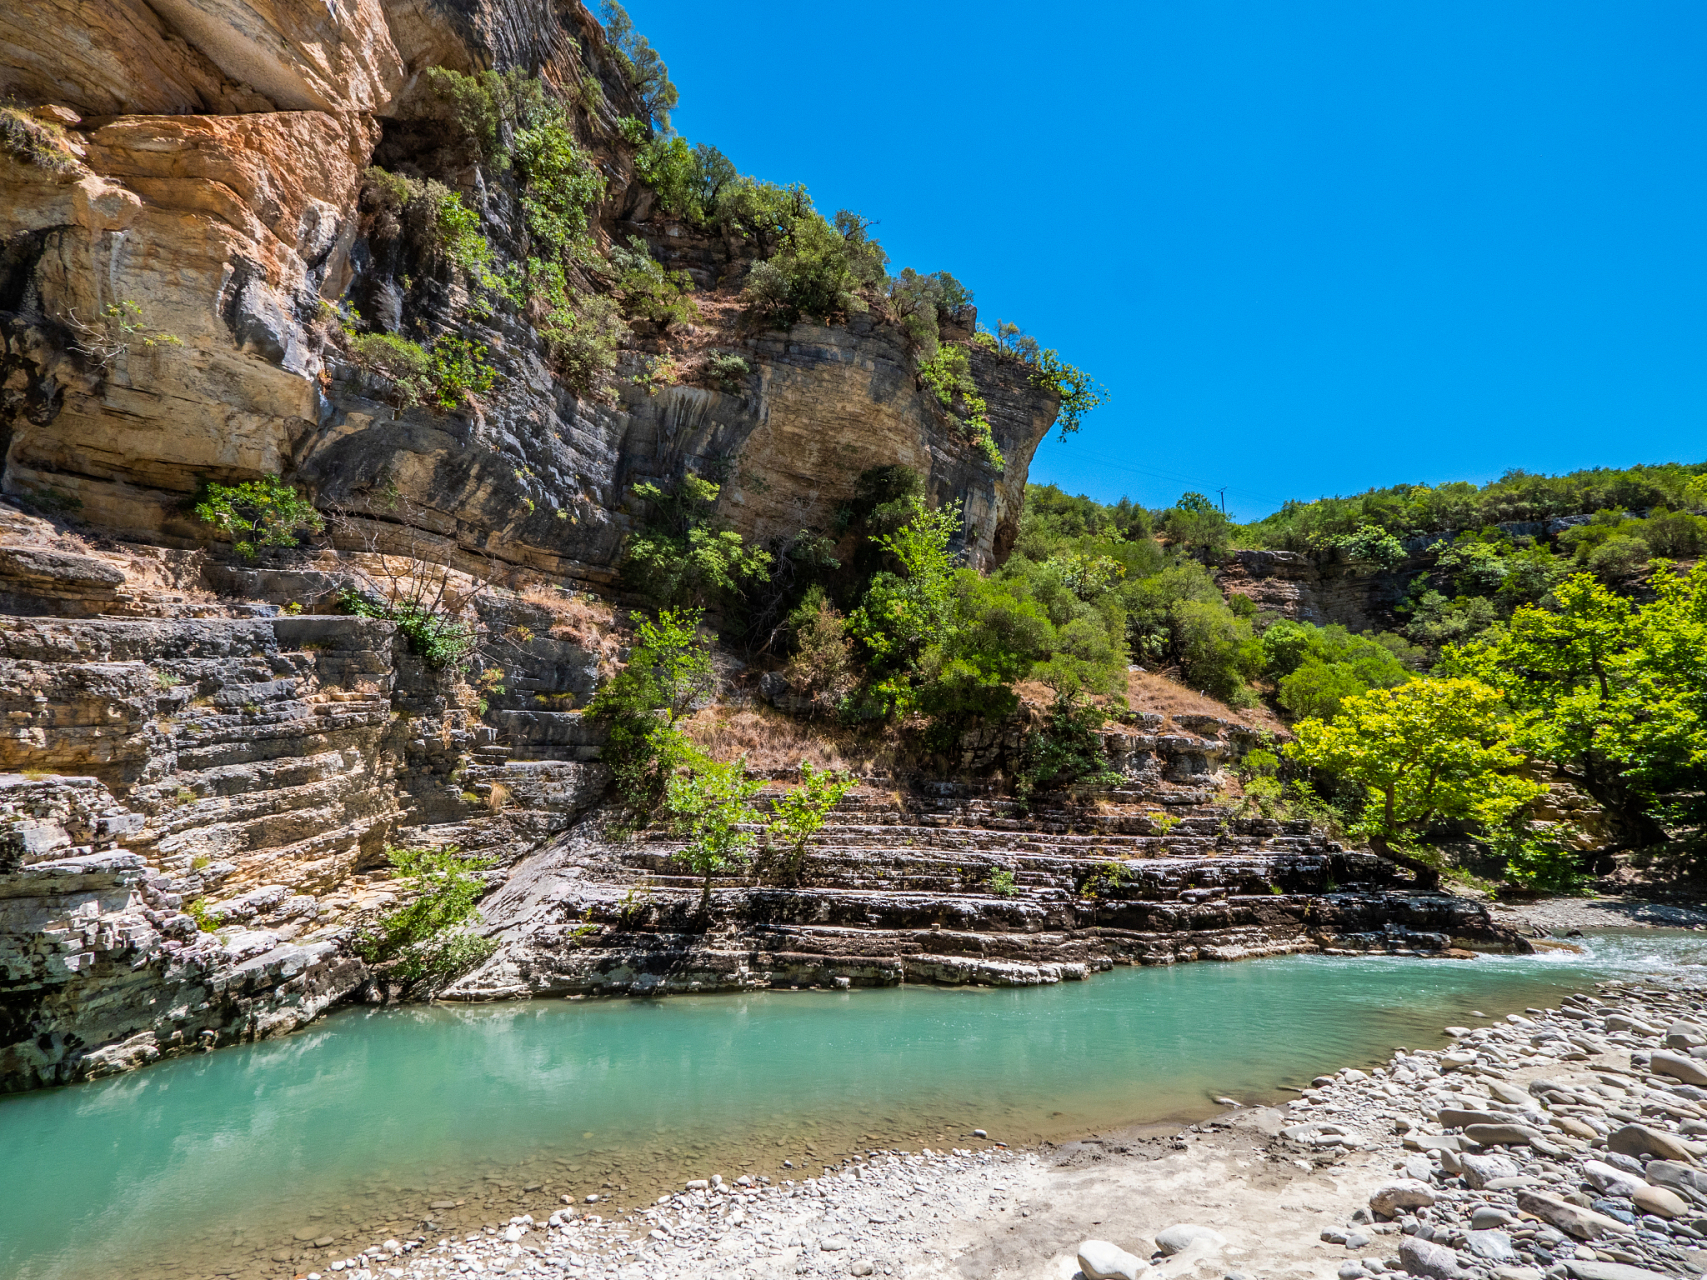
top-left (742, 210), bottom-right (888, 327)
top-left (346, 332), bottom-right (498, 411)
top-left (609, 237), bottom-right (698, 330)
top-left (846, 497), bottom-right (963, 719)
top-left (917, 345), bottom-right (1003, 472)
top-left (601, 2), bottom-right (679, 133)
top-left (634, 136), bottom-right (735, 222)
top-left (585, 609), bottom-right (713, 820)
top-left (1014, 694), bottom-right (1122, 808)
top-left (624, 474), bottom-right (773, 608)
top-left (764, 760), bottom-right (857, 884)
top-left (193, 477), bottom-right (325, 562)
top-left (665, 755), bottom-right (763, 913)
top-left (351, 845), bottom-right (499, 985)
top-left (972, 321), bottom-right (1108, 439)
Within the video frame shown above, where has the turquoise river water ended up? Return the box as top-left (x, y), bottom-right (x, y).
top-left (3, 930), bottom-right (1705, 1280)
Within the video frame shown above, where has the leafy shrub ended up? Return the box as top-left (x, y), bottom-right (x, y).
top-left (974, 321), bottom-right (1108, 439)
top-left (339, 589), bottom-right (479, 667)
top-left (512, 111), bottom-right (605, 258)
top-left (783, 589), bottom-right (856, 709)
top-left (185, 898), bottom-right (223, 933)
top-left (624, 474), bottom-right (773, 607)
top-left (1327, 524), bottom-right (1406, 568)
top-left (347, 332), bottom-right (435, 406)
top-left (918, 345), bottom-right (1003, 471)
top-left (767, 760), bottom-right (857, 883)
top-left (665, 755), bottom-right (762, 911)
top-left (347, 332), bottom-right (497, 410)
top-left (1260, 620), bottom-right (1414, 722)
top-left (1491, 824), bottom-right (1588, 894)
top-left (742, 210), bottom-right (888, 327)
top-left (426, 335), bottom-right (498, 407)
top-left (585, 609), bottom-right (713, 819)
top-left (887, 268), bottom-right (973, 359)
top-left (530, 267), bottom-right (629, 395)
top-left (847, 498), bottom-right (963, 718)
top-left (635, 136), bottom-right (735, 221)
top-left (705, 352), bottom-right (750, 392)
top-left (193, 477), bottom-right (325, 562)
top-left (1015, 695), bottom-right (1122, 807)
top-left (423, 67), bottom-right (550, 165)
top-left (350, 845), bottom-right (499, 984)
top-left (989, 869), bottom-right (1019, 896)
top-left (1170, 598), bottom-right (1263, 702)
top-left (610, 236), bottom-right (698, 330)
top-left (1398, 589), bottom-right (1503, 652)
top-left (1588, 534), bottom-right (1653, 581)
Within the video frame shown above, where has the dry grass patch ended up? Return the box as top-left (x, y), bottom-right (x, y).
top-left (1125, 670), bottom-right (1288, 736)
top-left (682, 702), bottom-right (901, 777)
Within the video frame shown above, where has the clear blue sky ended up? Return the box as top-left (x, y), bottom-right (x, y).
top-left (632, 1), bottom-right (1707, 522)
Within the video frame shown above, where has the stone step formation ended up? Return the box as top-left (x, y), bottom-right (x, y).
top-left (0, 514), bottom-right (1524, 1093)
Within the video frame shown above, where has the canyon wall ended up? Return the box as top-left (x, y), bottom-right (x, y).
top-left (0, 0), bottom-right (1053, 588)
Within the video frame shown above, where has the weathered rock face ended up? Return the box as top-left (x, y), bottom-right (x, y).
top-left (0, 774), bottom-right (368, 1092)
top-left (1216, 548), bottom-right (1423, 632)
top-left (0, 0), bottom-right (1054, 587)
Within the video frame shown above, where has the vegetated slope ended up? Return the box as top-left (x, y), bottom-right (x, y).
top-left (1015, 461), bottom-right (1707, 891)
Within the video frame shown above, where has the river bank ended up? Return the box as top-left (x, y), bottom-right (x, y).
top-left (274, 932), bottom-right (1707, 1280)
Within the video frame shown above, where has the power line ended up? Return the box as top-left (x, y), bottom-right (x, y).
top-left (1038, 449), bottom-right (1294, 511)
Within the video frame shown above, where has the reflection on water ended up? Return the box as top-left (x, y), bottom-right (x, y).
top-left (1, 930), bottom-right (1702, 1280)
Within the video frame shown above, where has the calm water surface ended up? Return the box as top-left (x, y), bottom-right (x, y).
top-left (2, 930), bottom-right (1704, 1280)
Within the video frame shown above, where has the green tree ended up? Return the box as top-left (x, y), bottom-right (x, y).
top-left (624, 474), bottom-right (773, 607)
top-left (1448, 568), bottom-right (1707, 851)
top-left (767, 760), bottom-right (856, 883)
top-left (1284, 677), bottom-right (1544, 883)
top-left (585, 609), bottom-right (714, 818)
top-left (193, 477), bottom-right (324, 561)
top-left (847, 497), bottom-right (963, 717)
top-left (665, 755), bottom-right (764, 912)
top-left (601, 2), bottom-right (679, 132)
top-left (350, 846), bottom-right (499, 984)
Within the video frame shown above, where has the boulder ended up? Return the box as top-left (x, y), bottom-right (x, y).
top-left (1398, 1235), bottom-right (1465, 1279)
top-left (1563, 1263), bottom-right (1671, 1280)
top-left (1650, 1051), bottom-right (1707, 1088)
top-left (1465, 1230), bottom-right (1518, 1264)
top-left (1607, 1124), bottom-right (1697, 1164)
top-left (1439, 1108), bottom-right (1510, 1129)
top-left (1369, 1180), bottom-right (1436, 1218)
top-left (1666, 1022), bottom-right (1707, 1050)
top-left (1631, 1183), bottom-right (1688, 1220)
top-left (1152, 1225), bottom-right (1225, 1257)
top-left (1514, 1190), bottom-right (1635, 1241)
top-left (1581, 1160), bottom-right (1645, 1199)
top-left (1077, 1240), bottom-right (1148, 1280)
top-left (1461, 1154), bottom-right (1520, 1190)
top-left (1464, 1123), bottom-right (1540, 1147)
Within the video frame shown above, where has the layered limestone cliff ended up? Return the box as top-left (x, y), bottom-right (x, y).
top-left (0, 0), bottom-right (1050, 587)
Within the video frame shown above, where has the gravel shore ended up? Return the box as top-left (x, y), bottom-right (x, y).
top-left (294, 960), bottom-right (1707, 1280)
